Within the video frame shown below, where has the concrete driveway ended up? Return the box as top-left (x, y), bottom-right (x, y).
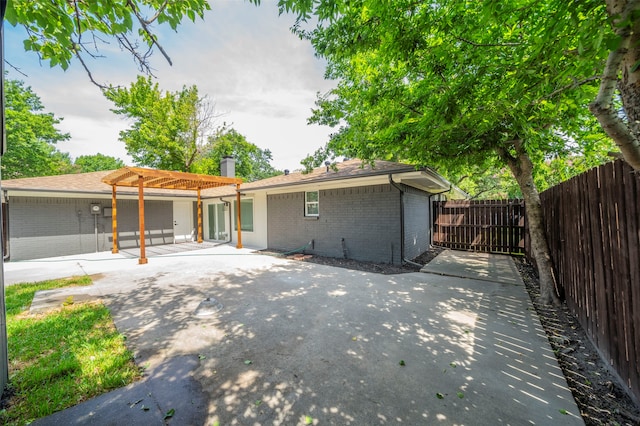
top-left (7, 246), bottom-right (582, 425)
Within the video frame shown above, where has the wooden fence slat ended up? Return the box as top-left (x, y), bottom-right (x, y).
top-left (603, 163), bottom-right (619, 366)
top-left (538, 160), bottom-right (640, 403)
top-left (612, 161), bottom-right (631, 386)
top-left (623, 161), bottom-right (640, 392)
top-left (432, 199), bottom-right (526, 254)
top-left (579, 172), bottom-right (594, 336)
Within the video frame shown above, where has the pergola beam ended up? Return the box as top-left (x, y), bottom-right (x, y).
top-left (102, 167), bottom-right (243, 264)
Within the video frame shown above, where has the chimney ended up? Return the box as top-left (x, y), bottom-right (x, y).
top-left (221, 156), bottom-right (235, 178)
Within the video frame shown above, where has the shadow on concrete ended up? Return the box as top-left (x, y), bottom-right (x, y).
top-left (48, 252), bottom-right (583, 425)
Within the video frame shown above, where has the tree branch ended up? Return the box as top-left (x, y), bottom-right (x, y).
top-left (589, 1), bottom-right (640, 170)
top-left (495, 143), bottom-right (517, 165)
top-left (141, 0), bottom-right (169, 25)
top-left (114, 33), bottom-right (154, 75)
top-left (3, 60), bottom-right (28, 77)
top-left (455, 36), bottom-right (520, 48)
top-left (71, 0), bottom-right (83, 46)
top-left (126, 0), bottom-right (173, 66)
top-left (74, 51), bottom-right (109, 89)
top-left (470, 185), bottom-right (499, 200)
top-left (540, 75), bottom-right (601, 101)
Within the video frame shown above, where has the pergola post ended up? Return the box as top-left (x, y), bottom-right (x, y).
top-left (197, 187), bottom-right (203, 243)
top-left (111, 185), bottom-right (118, 253)
top-left (101, 167), bottom-right (243, 260)
top-left (236, 184), bottom-right (242, 249)
top-left (138, 175), bottom-right (148, 264)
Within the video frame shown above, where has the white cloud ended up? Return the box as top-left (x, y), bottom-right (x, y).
top-left (4, 0), bottom-right (335, 171)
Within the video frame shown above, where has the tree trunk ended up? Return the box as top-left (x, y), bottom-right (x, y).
top-left (590, 0), bottom-right (640, 171)
top-left (496, 142), bottom-right (560, 306)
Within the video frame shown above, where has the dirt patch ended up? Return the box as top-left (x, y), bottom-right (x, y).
top-left (265, 247), bottom-right (640, 425)
top-left (29, 293), bottom-right (100, 314)
top-left (261, 246), bottom-right (445, 275)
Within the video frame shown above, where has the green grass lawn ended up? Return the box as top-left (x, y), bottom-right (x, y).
top-left (0, 276), bottom-right (141, 425)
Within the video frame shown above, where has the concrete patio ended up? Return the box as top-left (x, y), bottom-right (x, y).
top-left (4, 246), bottom-right (583, 425)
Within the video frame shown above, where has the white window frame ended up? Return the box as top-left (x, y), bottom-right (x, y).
top-left (233, 198), bottom-right (254, 232)
top-left (305, 191), bottom-right (319, 217)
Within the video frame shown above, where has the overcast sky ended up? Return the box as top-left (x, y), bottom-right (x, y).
top-left (4, 0), bottom-right (336, 171)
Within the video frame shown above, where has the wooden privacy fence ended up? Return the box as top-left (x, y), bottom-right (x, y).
top-left (540, 159), bottom-right (640, 402)
top-left (432, 199), bottom-right (526, 254)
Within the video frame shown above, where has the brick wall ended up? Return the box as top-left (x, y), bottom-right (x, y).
top-left (402, 186), bottom-right (432, 260)
top-left (267, 184), bottom-right (403, 264)
top-left (112, 199), bottom-right (174, 248)
top-left (7, 197), bottom-right (172, 260)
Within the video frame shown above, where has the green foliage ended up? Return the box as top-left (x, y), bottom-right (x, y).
top-left (2, 276), bottom-right (140, 424)
top-left (5, 0), bottom-right (210, 75)
top-left (276, 0), bottom-right (617, 303)
top-left (290, 0), bottom-right (614, 193)
top-left (2, 78), bottom-right (72, 179)
top-left (104, 76), bottom-right (213, 172)
top-left (195, 129), bottom-right (281, 181)
top-left (444, 160), bottom-right (520, 200)
top-left (74, 153), bottom-right (126, 172)
top-left (105, 77), bottom-right (280, 178)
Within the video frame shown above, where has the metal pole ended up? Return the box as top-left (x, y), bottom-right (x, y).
top-left (0, 0), bottom-right (11, 392)
top-left (197, 187), bottom-right (203, 243)
top-left (236, 184), bottom-right (242, 249)
top-left (111, 185), bottom-right (118, 253)
top-left (94, 213), bottom-right (98, 252)
top-left (138, 175), bottom-right (147, 264)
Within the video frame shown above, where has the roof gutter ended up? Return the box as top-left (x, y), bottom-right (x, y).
top-left (2, 187), bottom-right (196, 198)
top-left (219, 197), bottom-right (232, 245)
top-left (388, 174), bottom-right (405, 265)
top-left (216, 166), bottom-right (419, 194)
top-left (2, 190), bottom-right (9, 261)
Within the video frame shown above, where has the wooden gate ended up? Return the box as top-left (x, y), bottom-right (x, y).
top-left (433, 199), bottom-right (526, 254)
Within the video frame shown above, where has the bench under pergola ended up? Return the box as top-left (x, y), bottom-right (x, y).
top-left (102, 167), bottom-right (243, 264)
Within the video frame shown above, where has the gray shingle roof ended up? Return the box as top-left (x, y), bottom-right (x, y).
top-left (201, 159), bottom-right (422, 197)
top-left (2, 170), bottom-right (194, 197)
top-left (1, 159), bottom-right (456, 198)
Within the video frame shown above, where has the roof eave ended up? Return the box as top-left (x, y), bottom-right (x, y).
top-left (3, 187), bottom-right (196, 198)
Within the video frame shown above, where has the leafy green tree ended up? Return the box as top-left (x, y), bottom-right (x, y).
top-left (0, 0), bottom-right (213, 393)
top-left (590, 0), bottom-right (640, 171)
top-left (74, 154), bottom-right (126, 173)
top-left (2, 78), bottom-right (72, 179)
top-left (5, 0), bottom-right (210, 86)
top-left (104, 76), bottom-right (220, 172)
top-left (195, 129), bottom-right (281, 181)
top-left (270, 0), bottom-right (614, 304)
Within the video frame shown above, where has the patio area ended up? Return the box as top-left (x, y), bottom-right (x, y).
top-left (6, 248), bottom-right (582, 425)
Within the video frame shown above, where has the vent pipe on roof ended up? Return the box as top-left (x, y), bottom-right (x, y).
top-left (221, 156), bottom-right (235, 178)
top-left (324, 161), bottom-right (331, 173)
top-left (284, 169), bottom-right (290, 175)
